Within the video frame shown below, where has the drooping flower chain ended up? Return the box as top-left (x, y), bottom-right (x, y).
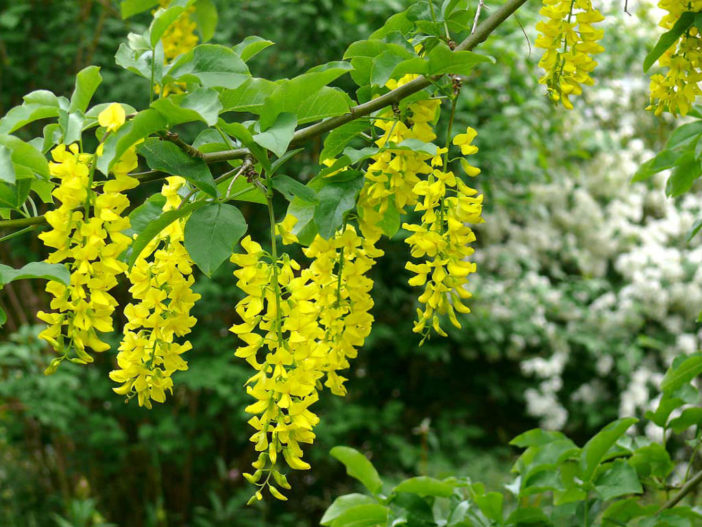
top-left (535, 0), bottom-right (605, 109)
top-left (38, 106), bottom-right (137, 370)
top-left (648, 0), bottom-right (702, 116)
top-left (357, 74), bottom-right (441, 241)
top-left (403, 127), bottom-right (484, 341)
top-left (110, 176), bottom-right (201, 408)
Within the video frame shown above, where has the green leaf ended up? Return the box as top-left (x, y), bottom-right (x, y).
top-left (138, 138), bottom-right (217, 197)
top-left (343, 40), bottom-right (413, 60)
top-left (687, 217), bottom-right (702, 241)
top-left (0, 134), bottom-right (49, 179)
top-left (0, 90), bottom-right (60, 134)
top-left (666, 151), bottom-right (701, 197)
top-left (602, 498), bottom-right (658, 527)
top-left (426, 43), bottom-right (493, 75)
top-left (321, 494), bottom-right (377, 526)
top-left (644, 12), bottom-right (695, 72)
top-left (580, 418), bottom-right (638, 482)
top-left (661, 353), bottom-right (702, 394)
top-left (474, 492), bottom-right (504, 524)
top-left (217, 120), bottom-right (270, 172)
top-left (330, 446), bottom-right (383, 495)
top-left (371, 50), bottom-right (409, 87)
top-left (632, 149), bottom-right (678, 182)
top-left (219, 77), bottom-right (277, 113)
top-left (184, 203), bottom-right (247, 276)
top-left (69, 66), bottom-right (102, 114)
top-left (327, 504), bottom-right (388, 527)
top-left (510, 429), bottom-right (568, 448)
top-left (128, 201), bottom-right (207, 267)
top-left (505, 507), bottom-right (551, 526)
top-left (393, 476), bottom-right (456, 497)
top-left (0, 145), bottom-right (15, 185)
top-left (120, 0), bottom-right (160, 18)
top-left (0, 262), bottom-right (69, 286)
top-left (167, 44), bottom-right (250, 89)
top-left (97, 109), bottom-right (167, 174)
top-left (272, 175), bottom-right (317, 203)
top-left (218, 174), bottom-right (266, 204)
top-left (124, 194), bottom-right (167, 238)
top-left (115, 40), bottom-right (161, 80)
top-left (193, 0), bottom-right (218, 42)
top-left (260, 61), bottom-right (353, 129)
top-left (320, 120), bottom-right (369, 161)
top-left (669, 407), bottom-right (702, 433)
top-left (295, 87), bottom-right (352, 125)
top-left (270, 148), bottom-right (304, 176)
top-left (254, 113), bottom-right (297, 157)
top-left (667, 121), bottom-right (702, 150)
top-left (594, 460), bottom-right (643, 501)
top-left (646, 391), bottom-right (689, 427)
top-left (0, 180), bottom-right (30, 209)
top-left (629, 443), bottom-right (674, 479)
top-left (314, 175), bottom-right (365, 239)
top-left (233, 36), bottom-right (274, 62)
top-left (377, 200), bottom-right (401, 237)
top-left (0, 306), bottom-right (6, 328)
top-left (286, 197), bottom-right (318, 245)
top-left (150, 2), bottom-right (191, 47)
top-left (152, 87), bottom-right (223, 126)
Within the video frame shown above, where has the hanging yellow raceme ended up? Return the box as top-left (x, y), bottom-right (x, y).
top-left (230, 235), bottom-right (322, 501)
top-left (357, 74), bottom-right (441, 241)
top-left (38, 105), bottom-right (136, 371)
top-left (647, 0), bottom-right (702, 116)
top-left (535, 0), bottom-right (605, 109)
top-left (155, 0), bottom-right (200, 96)
top-left (403, 127), bottom-right (484, 341)
top-left (110, 176), bottom-right (200, 408)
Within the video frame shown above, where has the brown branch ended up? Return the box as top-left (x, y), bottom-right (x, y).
top-left (659, 470), bottom-right (702, 511)
top-left (203, 0), bottom-right (529, 164)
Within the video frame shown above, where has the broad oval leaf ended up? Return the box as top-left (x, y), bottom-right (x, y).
top-left (330, 446), bottom-right (383, 495)
top-left (0, 262), bottom-right (70, 286)
top-left (184, 202), bottom-right (247, 276)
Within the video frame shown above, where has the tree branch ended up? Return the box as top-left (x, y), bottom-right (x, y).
top-left (659, 470), bottom-right (702, 511)
top-left (0, 0), bottom-right (528, 231)
top-left (202, 0), bottom-right (529, 164)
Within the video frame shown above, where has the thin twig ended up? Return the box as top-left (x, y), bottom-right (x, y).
top-left (472, 0), bottom-right (486, 34)
top-left (659, 470), bottom-right (702, 511)
top-left (159, 131), bottom-right (205, 159)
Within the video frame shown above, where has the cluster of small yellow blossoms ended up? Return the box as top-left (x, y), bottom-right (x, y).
top-left (648, 0), bottom-right (702, 116)
top-left (231, 217), bottom-right (382, 501)
top-left (535, 0), bottom-right (605, 109)
top-left (357, 74), bottom-right (441, 241)
top-left (110, 177), bottom-right (201, 408)
top-left (159, 0), bottom-right (199, 62)
top-left (156, 0), bottom-right (199, 96)
top-left (38, 105), bottom-right (136, 370)
top-left (403, 128), bottom-right (484, 340)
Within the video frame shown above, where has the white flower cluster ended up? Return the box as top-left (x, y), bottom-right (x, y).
top-left (470, 71), bottom-right (702, 430)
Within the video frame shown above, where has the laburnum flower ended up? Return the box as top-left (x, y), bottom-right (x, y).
top-left (535, 0), bottom-right (605, 109)
top-left (38, 114), bottom-right (137, 370)
top-left (230, 236), bottom-right (322, 501)
top-left (110, 177), bottom-right (200, 408)
top-left (403, 126), bottom-right (484, 340)
top-left (98, 103), bottom-right (126, 133)
top-left (236, 214), bottom-right (382, 500)
top-left (155, 0), bottom-right (199, 96)
top-left (299, 223), bottom-right (382, 396)
top-left (356, 74), bottom-right (441, 241)
top-left (647, 0), bottom-right (702, 116)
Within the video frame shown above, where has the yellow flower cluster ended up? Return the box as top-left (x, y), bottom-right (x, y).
top-left (300, 225), bottom-right (382, 396)
top-left (535, 0), bottom-right (605, 109)
top-left (357, 75), bottom-right (441, 240)
top-left (38, 105), bottom-right (136, 369)
top-left (231, 218), bottom-right (381, 500)
top-left (155, 0), bottom-right (200, 96)
top-left (159, 0), bottom-right (199, 62)
top-left (648, 0), bottom-right (702, 116)
top-left (110, 177), bottom-right (200, 408)
top-left (403, 127), bottom-right (484, 340)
